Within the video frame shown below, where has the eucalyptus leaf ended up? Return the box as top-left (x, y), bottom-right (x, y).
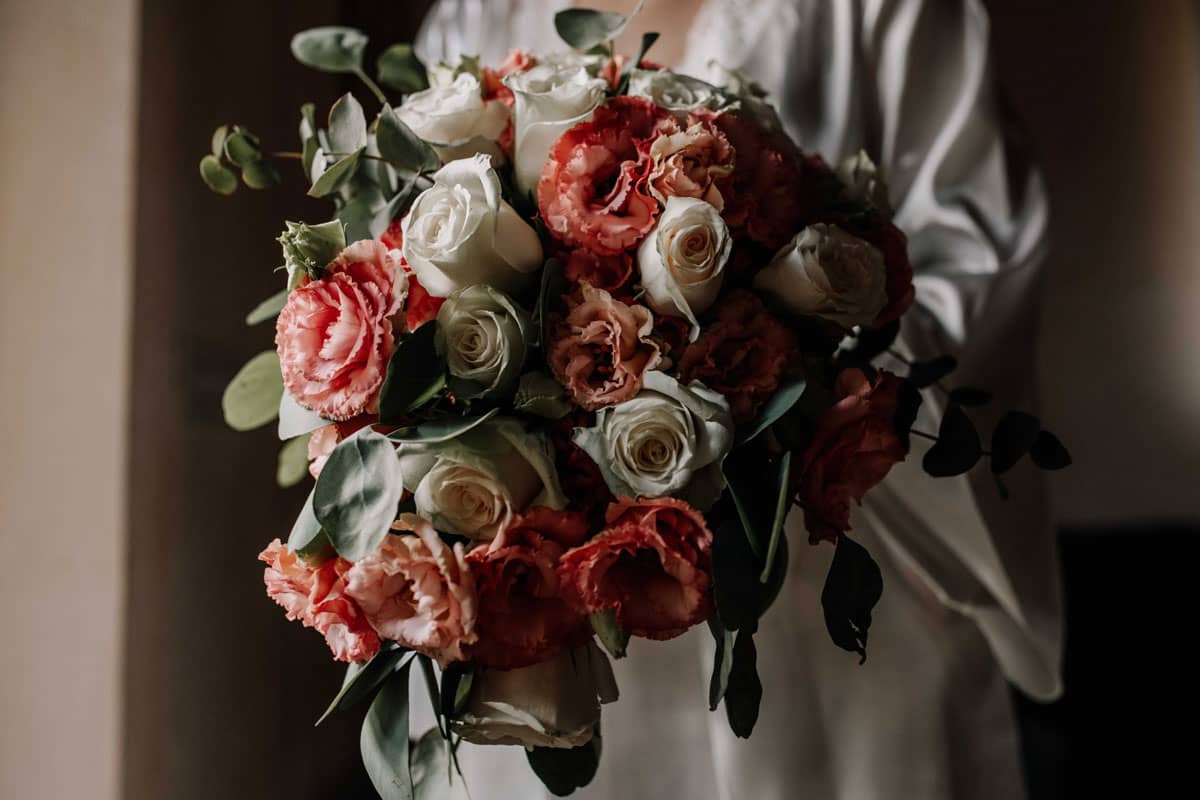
top-left (411, 726), bottom-right (470, 800)
top-left (377, 105), bottom-right (440, 173)
top-left (308, 148), bottom-right (364, 197)
top-left (589, 609), bottom-right (629, 659)
top-left (292, 26), bottom-right (368, 74)
top-left (439, 661), bottom-right (474, 721)
top-left (378, 43), bottom-right (429, 94)
top-left (241, 159), bottom-right (281, 189)
top-left (329, 92), bottom-right (369, 153)
top-left (513, 372), bottom-right (572, 420)
top-left (379, 322), bottom-right (447, 424)
top-left (724, 629), bottom-right (762, 738)
top-left (361, 663), bottom-right (415, 800)
top-left (821, 534), bottom-right (883, 664)
top-left (908, 354), bottom-right (958, 388)
top-left (739, 376), bottom-right (806, 443)
top-left (526, 732), bottom-right (602, 797)
top-left (278, 391), bottom-right (332, 440)
top-left (615, 31), bottom-right (659, 94)
top-left (1030, 430), bottom-right (1071, 470)
top-left (245, 288), bottom-right (289, 325)
top-left (387, 409), bottom-right (500, 445)
top-left (222, 350), bottom-right (283, 431)
top-left (922, 403), bottom-right (982, 477)
top-left (554, 0), bottom-right (644, 51)
top-left (223, 129), bottom-right (261, 167)
top-left (759, 450), bottom-right (791, 583)
top-left (532, 258), bottom-right (565, 349)
top-left (199, 155), bottom-right (238, 195)
top-left (990, 410), bottom-right (1040, 474)
top-left (707, 616), bottom-right (734, 711)
top-left (277, 434), bottom-right (311, 488)
top-left (317, 646), bottom-right (414, 726)
top-left (287, 489), bottom-right (325, 555)
top-left (211, 125), bottom-right (229, 157)
top-left (313, 429), bottom-right (406, 562)
top-left (710, 500), bottom-right (763, 632)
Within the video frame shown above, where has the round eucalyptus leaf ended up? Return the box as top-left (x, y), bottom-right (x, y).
top-left (223, 130), bottom-right (261, 167)
top-left (241, 159), bottom-right (281, 189)
top-left (199, 155), bottom-right (237, 195)
top-left (313, 429), bottom-right (405, 562)
top-left (376, 43), bottom-right (428, 94)
top-left (291, 26), bottom-right (368, 74)
top-left (277, 434), bottom-right (311, 488)
top-left (210, 125), bottom-right (229, 157)
top-left (328, 92), bottom-right (368, 153)
top-left (222, 350), bottom-right (283, 431)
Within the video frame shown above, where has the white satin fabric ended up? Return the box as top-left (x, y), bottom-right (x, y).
top-left (411, 2), bottom-right (1062, 798)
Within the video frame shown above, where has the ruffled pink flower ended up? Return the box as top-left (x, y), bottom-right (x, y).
top-left (275, 240), bottom-right (407, 421)
top-left (548, 283), bottom-right (663, 410)
top-left (482, 49), bottom-right (536, 106)
top-left (344, 514), bottom-right (478, 665)
top-left (559, 497), bottom-right (713, 640)
top-left (538, 96), bottom-right (679, 256)
top-left (646, 120), bottom-right (734, 209)
top-left (259, 539), bottom-right (380, 663)
top-left (562, 247), bottom-right (634, 293)
top-left (467, 507), bottom-right (591, 670)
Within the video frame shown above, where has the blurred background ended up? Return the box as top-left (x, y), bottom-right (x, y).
top-left (2, 1), bottom-right (1198, 798)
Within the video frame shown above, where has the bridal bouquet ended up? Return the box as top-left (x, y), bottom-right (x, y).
top-left (204, 5), bottom-right (1069, 797)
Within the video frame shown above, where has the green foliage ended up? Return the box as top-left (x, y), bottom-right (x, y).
top-left (990, 410), bottom-right (1040, 474)
top-left (221, 350), bottom-right (282, 431)
top-left (526, 732), bottom-right (603, 797)
top-left (361, 662), bottom-right (415, 800)
top-left (411, 726), bottom-right (470, 800)
top-left (922, 403), bottom-right (982, 477)
top-left (589, 609), bottom-right (630, 659)
top-left (223, 129), bottom-right (261, 167)
top-left (276, 434), bottom-right (311, 488)
top-left (513, 372), bottom-right (573, 420)
top-left (241, 159), bottom-right (280, 189)
top-left (313, 429), bottom-right (406, 562)
top-left (377, 105), bottom-right (441, 173)
top-left (1030, 430), bottom-right (1071, 470)
top-left (308, 148), bottom-right (364, 197)
top-left (378, 322), bottom-right (447, 424)
top-left (245, 288), bottom-right (289, 326)
top-left (199, 154), bottom-right (237, 195)
top-left (707, 617), bottom-right (734, 711)
top-left (739, 376), bottom-right (806, 443)
top-left (387, 409), bottom-right (500, 445)
top-left (286, 489), bottom-right (326, 557)
top-left (317, 646), bottom-right (415, 726)
top-left (278, 219), bottom-right (346, 280)
top-left (908, 354), bottom-right (957, 388)
top-left (554, 0), bottom-right (644, 51)
top-left (378, 44), bottom-right (429, 94)
top-left (821, 534), bottom-right (883, 664)
top-left (328, 93), bottom-right (368, 153)
top-left (531, 258), bottom-right (565, 349)
top-left (724, 629), bottom-right (763, 738)
top-left (291, 26), bottom-right (369, 74)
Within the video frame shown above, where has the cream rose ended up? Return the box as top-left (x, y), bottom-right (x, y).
top-left (503, 62), bottom-right (608, 196)
top-left (574, 370), bottom-right (733, 510)
top-left (401, 155), bottom-right (544, 298)
top-left (637, 196), bottom-right (731, 340)
top-left (451, 642), bottom-right (618, 749)
top-left (626, 68), bottom-right (732, 117)
top-left (397, 419), bottom-right (566, 542)
top-left (836, 149), bottom-right (892, 215)
top-left (395, 72), bottom-right (509, 162)
top-left (754, 223), bottom-right (888, 328)
top-left (435, 285), bottom-right (531, 399)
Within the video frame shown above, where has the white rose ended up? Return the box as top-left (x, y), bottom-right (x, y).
top-left (396, 72), bottom-right (509, 162)
top-left (703, 61), bottom-right (785, 133)
top-left (836, 149), bottom-right (892, 215)
top-left (397, 418), bottom-right (566, 542)
top-left (754, 223), bottom-right (888, 328)
top-left (626, 68), bottom-right (733, 117)
top-left (574, 371), bottom-right (733, 510)
top-left (503, 63), bottom-right (608, 196)
top-left (435, 285), bottom-right (531, 399)
top-left (402, 154), bottom-right (543, 298)
top-left (451, 642), bottom-right (618, 749)
top-left (637, 197), bottom-right (731, 340)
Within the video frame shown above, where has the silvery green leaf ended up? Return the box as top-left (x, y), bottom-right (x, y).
top-left (210, 125), bottom-right (229, 157)
top-left (377, 105), bottom-right (440, 173)
top-left (221, 350), bottom-right (282, 431)
top-left (223, 129), bottom-right (261, 167)
top-left (361, 663), bottom-right (415, 800)
top-left (278, 391), bottom-right (331, 440)
top-left (291, 26), bottom-right (368, 74)
top-left (377, 43), bottom-right (429, 94)
top-left (241, 159), bottom-right (280, 189)
top-left (512, 372), bottom-right (573, 420)
top-left (313, 429), bottom-right (405, 562)
top-left (277, 434), bottom-right (312, 488)
top-left (308, 148), bottom-right (364, 197)
top-left (199, 155), bottom-right (237, 195)
top-left (329, 92), bottom-right (368, 153)
top-left (554, 0), bottom-right (644, 51)
top-left (245, 288), bottom-right (289, 326)
top-left (287, 489), bottom-right (325, 555)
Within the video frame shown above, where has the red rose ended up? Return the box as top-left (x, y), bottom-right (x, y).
top-left (468, 508), bottom-right (591, 670)
top-left (678, 291), bottom-right (797, 425)
top-left (538, 96), bottom-right (679, 256)
top-left (559, 497), bottom-right (712, 640)
top-left (797, 368), bottom-right (908, 543)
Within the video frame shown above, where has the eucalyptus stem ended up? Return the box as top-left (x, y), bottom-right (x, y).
top-left (353, 67), bottom-right (389, 104)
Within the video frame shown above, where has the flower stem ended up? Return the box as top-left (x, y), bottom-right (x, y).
top-left (353, 67), bottom-right (389, 105)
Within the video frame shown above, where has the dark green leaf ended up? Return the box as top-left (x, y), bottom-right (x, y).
top-left (211, 125), bottom-right (229, 157)
top-left (821, 534), bottom-right (883, 663)
top-left (329, 92), bottom-right (368, 153)
top-left (277, 434), bottom-right (311, 488)
top-left (845, 319), bottom-right (899, 363)
top-left (361, 662), bottom-right (415, 800)
top-left (532, 258), bottom-right (565, 349)
top-left (739, 376), bottom-right (806, 443)
top-left (759, 450), bottom-right (792, 583)
top-left (378, 44), bottom-right (429, 94)
top-left (1030, 430), bottom-right (1072, 470)
top-left (377, 105), bottom-right (440, 173)
top-left (313, 429), bottom-right (405, 561)
top-left (950, 386), bottom-right (993, 406)
top-left (922, 403), bottom-right (982, 477)
top-left (308, 148), bottom-right (364, 197)
top-left (723, 443), bottom-right (791, 559)
top-left (317, 646), bottom-right (414, 725)
top-left (287, 489), bottom-right (326, 556)
top-left (513, 372), bottom-right (572, 419)
top-left (526, 732), bottom-right (602, 797)
top-left (759, 534), bottom-right (789, 614)
top-left (199, 154), bottom-right (238, 195)
top-left (292, 26), bottom-right (368, 74)
top-left (379, 322), bottom-right (447, 424)
top-left (553, 0), bottom-right (643, 50)
top-left (990, 410), bottom-right (1041, 474)
top-left (707, 616), bottom-right (734, 711)
top-left (246, 288), bottom-right (289, 325)
top-left (222, 350), bottom-right (282, 431)
top-left (724, 629), bottom-right (762, 738)
top-left (908, 354), bottom-right (957, 388)
top-left (710, 499), bottom-right (763, 632)
top-left (589, 609), bottom-right (629, 659)
top-left (615, 32), bottom-right (660, 94)
top-left (241, 159), bottom-right (281, 189)
top-left (223, 129), bottom-right (261, 167)
top-left (388, 409), bottom-right (500, 445)
top-left (439, 662), bottom-right (474, 720)
top-left (893, 379), bottom-right (923, 451)
top-left (417, 655), bottom-right (444, 737)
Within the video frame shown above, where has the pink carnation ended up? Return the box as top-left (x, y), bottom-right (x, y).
top-left (562, 247), bottom-right (634, 293)
top-left (259, 539), bottom-right (380, 663)
top-left (538, 96), bottom-right (679, 256)
top-left (559, 497), bottom-right (712, 640)
top-left (548, 283), bottom-right (663, 410)
top-left (646, 120), bottom-right (735, 209)
top-left (344, 514), bottom-right (477, 665)
top-left (275, 240), bottom-right (406, 421)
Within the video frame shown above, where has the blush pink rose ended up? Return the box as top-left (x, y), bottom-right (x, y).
top-left (467, 507), bottom-right (591, 670)
top-left (678, 291), bottom-right (797, 426)
top-left (538, 96), bottom-right (679, 256)
top-left (797, 368), bottom-right (908, 543)
top-left (646, 120), bottom-right (735, 209)
top-left (548, 283), bottom-right (663, 410)
top-left (559, 497), bottom-right (712, 640)
top-left (344, 514), bottom-right (478, 665)
top-left (275, 239), bottom-right (407, 421)
top-left (259, 539), bottom-right (381, 663)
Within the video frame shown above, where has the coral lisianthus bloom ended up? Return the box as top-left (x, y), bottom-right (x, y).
top-left (559, 497), bottom-right (712, 640)
top-left (538, 96), bottom-right (679, 255)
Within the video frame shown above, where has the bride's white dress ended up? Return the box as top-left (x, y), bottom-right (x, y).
top-left (411, 2), bottom-right (1062, 798)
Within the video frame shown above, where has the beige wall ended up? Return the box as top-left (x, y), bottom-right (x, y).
top-left (0, 1), bottom-right (138, 799)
